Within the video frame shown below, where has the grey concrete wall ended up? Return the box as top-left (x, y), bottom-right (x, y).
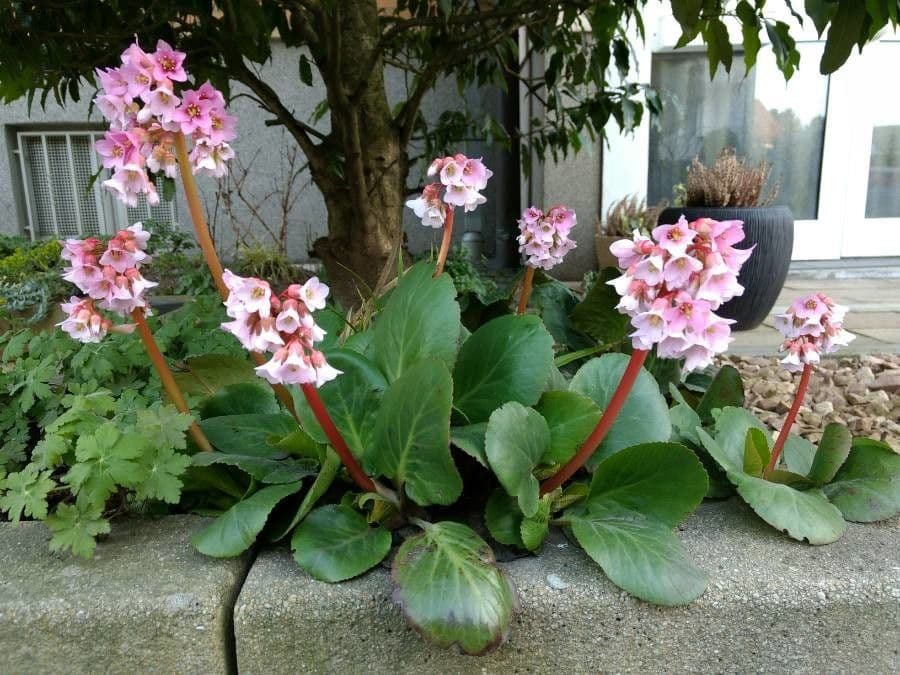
top-left (0, 42), bottom-right (513, 264)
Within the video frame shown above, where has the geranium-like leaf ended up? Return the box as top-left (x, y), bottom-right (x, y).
top-left (569, 355), bottom-right (671, 468)
top-left (485, 402), bottom-right (549, 517)
top-left (695, 365), bottom-right (743, 423)
top-left (200, 413), bottom-right (297, 457)
top-left (743, 427), bottom-right (771, 477)
top-left (372, 262), bottom-right (461, 382)
top-left (823, 438), bottom-right (900, 522)
top-left (291, 504), bottom-right (391, 582)
top-left (535, 390), bottom-right (601, 465)
top-left (46, 503), bottom-right (110, 559)
top-left (453, 314), bottom-right (554, 424)
top-left (392, 521), bottom-right (517, 655)
top-left (370, 360), bottom-right (461, 506)
top-left (450, 423), bottom-right (488, 467)
top-left (569, 503), bottom-right (708, 606)
top-left (807, 423), bottom-right (852, 486)
top-left (567, 442), bottom-right (709, 605)
top-left (294, 349), bottom-right (387, 456)
top-left (192, 481), bottom-right (303, 557)
top-left (730, 472), bottom-right (845, 544)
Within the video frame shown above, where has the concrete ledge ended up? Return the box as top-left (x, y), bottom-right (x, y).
top-left (234, 500), bottom-right (900, 674)
top-left (0, 515), bottom-right (250, 675)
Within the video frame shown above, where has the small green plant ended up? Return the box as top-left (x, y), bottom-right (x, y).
top-left (685, 148), bottom-right (779, 208)
top-left (597, 194), bottom-right (665, 237)
top-left (235, 244), bottom-right (297, 289)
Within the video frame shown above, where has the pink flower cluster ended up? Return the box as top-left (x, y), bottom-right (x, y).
top-left (517, 205), bottom-right (577, 270)
top-left (774, 294), bottom-right (855, 371)
top-left (58, 223), bottom-right (157, 342)
top-left (405, 154), bottom-right (492, 228)
top-left (94, 40), bottom-right (237, 206)
top-left (220, 271), bottom-right (341, 387)
top-left (608, 216), bottom-right (753, 372)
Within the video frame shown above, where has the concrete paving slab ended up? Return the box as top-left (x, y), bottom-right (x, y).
top-left (0, 515), bottom-right (250, 675)
top-left (234, 501), bottom-right (900, 674)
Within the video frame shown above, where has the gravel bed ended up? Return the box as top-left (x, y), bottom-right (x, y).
top-left (720, 353), bottom-right (900, 449)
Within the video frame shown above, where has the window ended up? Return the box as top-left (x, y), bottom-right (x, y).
top-left (647, 44), bottom-right (828, 220)
top-left (15, 129), bottom-right (175, 239)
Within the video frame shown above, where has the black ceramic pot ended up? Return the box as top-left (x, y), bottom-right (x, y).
top-left (657, 206), bottom-right (794, 331)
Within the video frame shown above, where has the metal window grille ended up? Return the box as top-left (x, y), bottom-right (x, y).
top-left (15, 130), bottom-right (176, 240)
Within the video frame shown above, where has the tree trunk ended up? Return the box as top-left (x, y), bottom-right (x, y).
top-left (309, 0), bottom-right (410, 308)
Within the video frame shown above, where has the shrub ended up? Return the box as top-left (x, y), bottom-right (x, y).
top-left (685, 148), bottom-right (779, 208)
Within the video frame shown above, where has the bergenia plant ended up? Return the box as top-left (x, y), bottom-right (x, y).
top-left (515, 204), bottom-right (577, 314)
top-left (57, 224), bottom-right (211, 452)
top-left (539, 215), bottom-right (752, 495)
top-left (693, 296), bottom-right (900, 545)
top-left (405, 154), bottom-right (491, 276)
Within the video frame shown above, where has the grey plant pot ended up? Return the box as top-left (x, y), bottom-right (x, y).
top-left (658, 205), bottom-right (794, 331)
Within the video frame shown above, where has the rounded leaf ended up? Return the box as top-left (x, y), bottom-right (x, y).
top-left (291, 505), bottom-right (392, 582)
top-left (535, 390), bottom-right (602, 465)
top-left (823, 438), bottom-right (900, 522)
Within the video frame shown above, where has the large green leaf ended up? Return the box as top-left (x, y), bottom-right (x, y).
top-left (192, 481), bottom-right (303, 557)
top-left (567, 441), bottom-right (708, 605)
top-left (586, 442), bottom-right (708, 527)
top-left (782, 433), bottom-right (817, 475)
top-left (531, 280), bottom-right (592, 350)
top-left (485, 402), bottom-right (549, 517)
top-left (200, 413), bottom-right (297, 457)
top-left (484, 489), bottom-right (525, 548)
top-left (372, 262), bottom-right (460, 382)
top-left (570, 268), bottom-right (630, 345)
top-left (730, 472), bottom-right (845, 544)
top-left (807, 423), bottom-right (852, 486)
top-left (823, 438), bottom-right (900, 522)
top-left (191, 452), bottom-right (316, 484)
top-left (450, 423), bottom-right (488, 467)
top-left (452, 314), bottom-right (554, 424)
top-left (267, 449), bottom-right (341, 542)
top-left (291, 504), bottom-right (391, 582)
top-left (392, 521), bottom-right (517, 655)
top-left (568, 355), bottom-right (671, 467)
top-left (820, 0), bottom-right (867, 74)
top-left (695, 365), bottom-right (743, 423)
top-left (370, 360), bottom-right (461, 506)
top-left (294, 349), bottom-right (387, 456)
top-left (199, 382), bottom-right (278, 419)
top-left (173, 355), bottom-right (256, 396)
top-left (743, 428), bottom-right (771, 477)
top-left (535, 390), bottom-right (602, 465)
top-left (705, 407), bottom-right (769, 472)
top-left (569, 503), bottom-right (708, 606)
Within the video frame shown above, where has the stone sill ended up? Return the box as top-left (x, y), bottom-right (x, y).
top-left (1, 502), bottom-right (898, 674)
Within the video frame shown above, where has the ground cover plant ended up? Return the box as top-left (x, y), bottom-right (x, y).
top-left (0, 37), bottom-right (898, 656)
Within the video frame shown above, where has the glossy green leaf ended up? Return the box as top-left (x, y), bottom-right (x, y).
top-left (451, 423), bottom-right (488, 467)
top-left (273, 428), bottom-right (322, 461)
top-left (392, 521), bottom-right (517, 655)
top-left (569, 268), bottom-right (629, 345)
top-left (294, 349), bottom-right (387, 456)
top-left (291, 504), bottom-right (391, 582)
top-left (706, 407), bottom-right (769, 472)
top-left (743, 427), bottom-right (771, 477)
top-left (535, 390), bottom-right (602, 465)
top-left (730, 472), bottom-right (845, 544)
top-left (371, 360), bottom-right (461, 506)
top-left (823, 438), bottom-right (900, 522)
top-left (484, 488), bottom-right (525, 547)
top-left (372, 262), bottom-right (460, 382)
top-left (821, 0), bottom-right (867, 74)
top-left (807, 423), bottom-right (852, 486)
top-left (485, 402), bottom-right (550, 517)
top-left (173, 355), bottom-right (256, 397)
top-left (268, 449), bottom-right (341, 542)
top-left (569, 503), bottom-right (708, 606)
top-left (696, 365), bottom-right (743, 423)
top-left (520, 497), bottom-right (551, 551)
top-left (782, 433), bottom-right (818, 475)
top-left (453, 314), bottom-right (554, 424)
top-left (191, 452), bottom-right (316, 484)
top-left (199, 382), bottom-right (278, 419)
top-left (569, 355), bottom-right (671, 467)
top-left (192, 481), bottom-right (303, 557)
top-left (200, 413), bottom-right (297, 457)
top-left (531, 280), bottom-right (592, 350)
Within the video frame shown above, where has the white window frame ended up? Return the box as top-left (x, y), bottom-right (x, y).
top-left (599, 6), bottom-right (900, 261)
top-left (14, 129), bottom-right (176, 240)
